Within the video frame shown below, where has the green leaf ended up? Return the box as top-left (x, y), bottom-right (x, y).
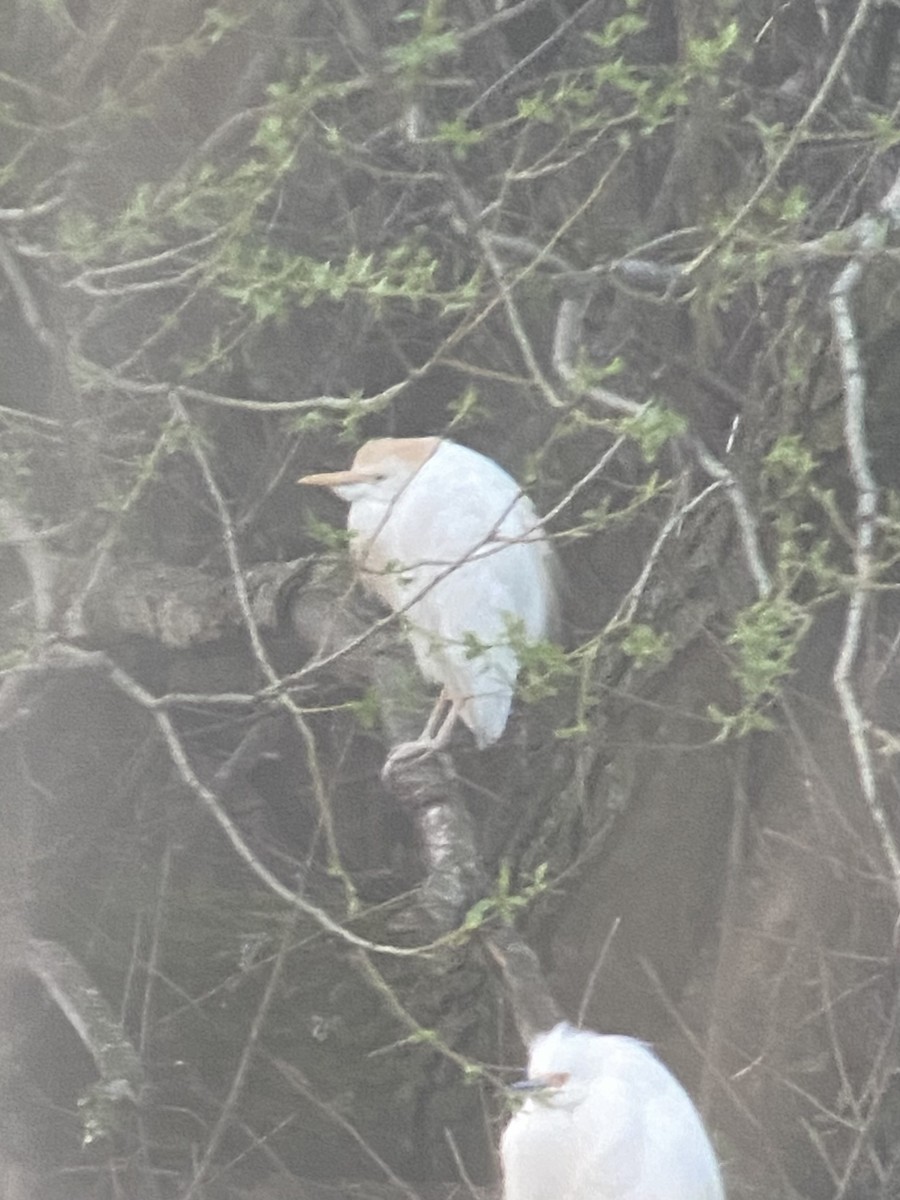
top-left (620, 623), bottom-right (672, 665)
top-left (617, 403), bottom-right (686, 461)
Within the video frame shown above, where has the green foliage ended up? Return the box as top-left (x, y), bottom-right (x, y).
top-left (571, 471), bottom-right (673, 540)
top-left (763, 434), bottom-right (817, 492)
top-left (757, 184), bottom-right (809, 228)
top-left (58, 184), bottom-right (161, 262)
top-left (216, 239), bottom-right (447, 320)
top-left (432, 117), bottom-right (485, 159)
top-left (619, 622), bottom-right (672, 665)
top-left (583, 9), bottom-right (649, 51)
top-left (303, 514), bottom-right (355, 554)
top-left (685, 22), bottom-right (741, 75)
top-left (385, 29), bottom-right (458, 73)
top-left (462, 618), bottom-right (577, 706)
top-left (446, 386), bottom-right (484, 428)
top-left (617, 404), bottom-right (687, 462)
top-left (762, 435), bottom-right (843, 593)
top-left (385, 4), bottom-right (458, 75)
top-left (867, 111), bottom-right (900, 149)
top-left (515, 4), bottom-right (687, 140)
top-left (707, 591), bottom-right (811, 740)
top-left (514, 634), bottom-right (575, 704)
top-left (710, 434), bottom-right (840, 738)
top-left (459, 862), bottom-right (550, 931)
top-left (343, 689), bottom-right (382, 731)
top-left (728, 593), bottom-right (809, 703)
top-left (198, 5), bottom-right (248, 45)
top-left (565, 355), bottom-right (625, 395)
top-left (461, 628), bottom-right (490, 661)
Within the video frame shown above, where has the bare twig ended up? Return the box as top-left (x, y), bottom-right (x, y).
top-left (0, 195), bottom-right (63, 222)
top-left (444, 1127), bottom-right (482, 1200)
top-left (180, 912), bottom-right (296, 1200)
top-left (98, 651), bottom-right (434, 958)
top-left (352, 950), bottom-right (497, 1079)
top-left (639, 955), bottom-right (767, 1139)
top-left (691, 439), bottom-right (772, 599)
top-left (576, 916), bottom-right (621, 1029)
top-left (0, 236), bottom-right (55, 350)
top-left (268, 1052), bottom-right (421, 1199)
top-left (615, 474), bottom-right (725, 624)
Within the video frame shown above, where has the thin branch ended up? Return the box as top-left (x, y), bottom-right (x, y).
top-left (456, 0), bottom-right (558, 45)
top-left (639, 955), bottom-right (768, 1140)
top-left (352, 950), bottom-right (499, 1080)
top-left (180, 912), bottom-right (297, 1200)
top-left (614, 474), bottom-right (724, 624)
top-left (267, 1052), bottom-right (421, 1200)
top-left (444, 1127), bottom-right (482, 1200)
top-left (99, 651), bottom-right (434, 958)
top-left (690, 438), bottom-right (772, 599)
top-left (62, 232), bottom-right (219, 286)
top-left (138, 839), bottom-right (173, 1060)
top-left (473, 219), bottom-right (565, 408)
top-left (91, 366), bottom-right (411, 414)
top-left (0, 195), bottom-right (63, 222)
top-left (0, 235), bottom-right (55, 350)
top-left (576, 916), bottom-right (621, 1029)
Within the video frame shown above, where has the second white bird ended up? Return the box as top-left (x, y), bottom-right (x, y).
top-left (502, 1022), bottom-right (725, 1200)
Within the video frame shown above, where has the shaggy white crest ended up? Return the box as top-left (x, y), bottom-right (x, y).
top-left (501, 1022), bottom-right (724, 1200)
top-left (299, 437), bottom-right (558, 767)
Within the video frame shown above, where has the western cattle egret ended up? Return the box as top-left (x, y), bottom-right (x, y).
top-left (501, 1022), bottom-right (724, 1200)
top-left (298, 437), bottom-right (557, 767)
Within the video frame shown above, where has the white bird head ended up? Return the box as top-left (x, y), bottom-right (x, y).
top-left (297, 436), bottom-right (440, 504)
top-left (514, 1023), bottom-right (595, 1110)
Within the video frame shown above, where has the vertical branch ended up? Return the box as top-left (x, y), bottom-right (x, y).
top-left (829, 215), bottom-right (900, 917)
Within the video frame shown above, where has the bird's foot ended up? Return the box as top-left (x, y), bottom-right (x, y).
top-left (381, 699), bottom-right (459, 781)
top-left (380, 738), bottom-right (439, 780)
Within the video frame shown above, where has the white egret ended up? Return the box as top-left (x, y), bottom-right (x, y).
top-left (501, 1022), bottom-right (725, 1200)
top-left (298, 437), bottom-right (557, 767)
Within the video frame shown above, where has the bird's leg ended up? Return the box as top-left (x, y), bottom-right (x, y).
top-left (429, 699), bottom-right (460, 749)
top-left (381, 691), bottom-right (458, 778)
top-left (421, 691), bottom-right (451, 742)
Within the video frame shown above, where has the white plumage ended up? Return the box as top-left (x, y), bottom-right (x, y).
top-left (501, 1022), bottom-right (724, 1200)
top-left (299, 436), bottom-right (557, 762)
